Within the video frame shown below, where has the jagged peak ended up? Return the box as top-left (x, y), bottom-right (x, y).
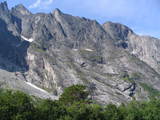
top-left (0, 1), bottom-right (9, 12)
top-left (54, 8), bottom-right (62, 13)
top-left (103, 21), bottom-right (130, 29)
top-left (14, 4), bottom-right (26, 9)
top-left (103, 21), bottom-right (133, 33)
top-left (12, 4), bottom-right (31, 16)
top-left (52, 8), bottom-right (64, 22)
top-left (0, 1), bottom-right (7, 7)
top-left (53, 8), bottom-right (62, 15)
top-left (103, 21), bottom-right (134, 41)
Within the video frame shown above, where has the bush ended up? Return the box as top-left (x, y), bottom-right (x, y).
top-left (35, 99), bottom-right (67, 120)
top-left (0, 90), bottom-right (35, 120)
top-left (0, 85), bottom-right (160, 120)
top-left (59, 85), bottom-right (89, 105)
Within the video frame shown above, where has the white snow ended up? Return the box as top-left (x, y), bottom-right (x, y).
top-left (21, 35), bottom-right (34, 42)
top-left (25, 82), bottom-right (48, 93)
top-left (85, 48), bottom-right (93, 52)
top-left (73, 49), bottom-right (78, 51)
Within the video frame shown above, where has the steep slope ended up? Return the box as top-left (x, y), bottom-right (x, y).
top-left (103, 22), bottom-right (160, 76)
top-left (0, 2), bottom-right (160, 105)
top-left (0, 2), bottom-right (29, 72)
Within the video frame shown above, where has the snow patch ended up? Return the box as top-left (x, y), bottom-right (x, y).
top-left (85, 48), bottom-right (93, 52)
top-left (25, 82), bottom-right (48, 93)
top-left (73, 49), bottom-right (78, 51)
top-left (21, 35), bottom-right (34, 42)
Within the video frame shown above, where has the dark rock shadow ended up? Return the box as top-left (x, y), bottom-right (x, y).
top-left (0, 18), bottom-right (30, 72)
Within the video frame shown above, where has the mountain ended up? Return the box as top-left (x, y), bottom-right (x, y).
top-left (0, 1), bottom-right (160, 105)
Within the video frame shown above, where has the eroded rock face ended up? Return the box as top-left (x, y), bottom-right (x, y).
top-left (103, 22), bottom-right (160, 75)
top-left (128, 35), bottom-right (160, 74)
top-left (0, 3), bottom-right (29, 72)
top-left (0, 2), bottom-right (160, 105)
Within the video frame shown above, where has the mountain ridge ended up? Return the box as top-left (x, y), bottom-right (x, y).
top-left (0, 1), bottom-right (160, 105)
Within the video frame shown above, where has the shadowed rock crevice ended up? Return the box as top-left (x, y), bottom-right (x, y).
top-left (0, 18), bottom-right (29, 72)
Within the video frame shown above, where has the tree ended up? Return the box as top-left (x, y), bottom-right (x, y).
top-left (65, 102), bottom-right (104, 120)
top-left (0, 90), bottom-right (35, 120)
top-left (142, 99), bottom-right (160, 120)
top-left (35, 99), bottom-right (67, 120)
top-left (59, 85), bottom-right (89, 105)
top-left (104, 104), bottom-right (123, 120)
top-left (119, 101), bottom-right (143, 120)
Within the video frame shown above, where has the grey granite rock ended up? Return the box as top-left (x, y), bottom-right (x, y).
top-left (0, 2), bottom-right (160, 104)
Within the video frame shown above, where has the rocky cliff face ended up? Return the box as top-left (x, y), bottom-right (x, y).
top-left (103, 22), bottom-right (160, 75)
top-left (0, 1), bottom-right (160, 105)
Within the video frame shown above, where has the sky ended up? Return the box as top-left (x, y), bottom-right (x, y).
top-left (2, 0), bottom-right (160, 38)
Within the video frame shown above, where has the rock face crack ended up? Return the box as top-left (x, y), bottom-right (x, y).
top-left (0, 2), bottom-right (160, 104)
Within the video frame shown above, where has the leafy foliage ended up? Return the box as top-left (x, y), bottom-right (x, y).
top-left (0, 85), bottom-right (160, 120)
top-left (59, 85), bottom-right (89, 105)
top-left (0, 90), bottom-right (34, 120)
top-left (140, 83), bottom-right (160, 98)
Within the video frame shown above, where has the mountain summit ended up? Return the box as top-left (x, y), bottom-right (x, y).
top-left (12, 4), bottom-right (31, 16)
top-left (0, 2), bottom-right (160, 105)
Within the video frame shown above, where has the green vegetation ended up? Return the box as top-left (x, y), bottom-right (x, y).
top-left (121, 72), bottom-right (142, 83)
top-left (30, 43), bottom-right (46, 53)
top-left (121, 72), bottom-right (133, 83)
top-left (122, 76), bottom-right (133, 82)
top-left (79, 49), bottom-right (103, 64)
top-left (0, 85), bottom-right (160, 120)
top-left (140, 83), bottom-right (160, 98)
top-left (59, 85), bottom-right (90, 105)
top-left (130, 72), bottom-right (142, 80)
top-left (0, 90), bottom-right (34, 120)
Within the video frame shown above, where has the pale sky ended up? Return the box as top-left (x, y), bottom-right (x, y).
top-left (3, 0), bottom-right (160, 38)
